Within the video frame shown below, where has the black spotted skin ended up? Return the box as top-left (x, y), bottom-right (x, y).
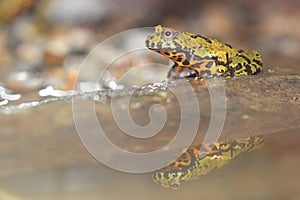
top-left (146, 25), bottom-right (263, 80)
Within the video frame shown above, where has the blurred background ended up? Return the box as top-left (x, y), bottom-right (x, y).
top-left (1, 0), bottom-right (300, 94)
top-left (0, 0), bottom-right (300, 199)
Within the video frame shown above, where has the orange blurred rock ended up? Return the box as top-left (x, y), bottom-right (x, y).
top-left (0, 0), bottom-right (35, 22)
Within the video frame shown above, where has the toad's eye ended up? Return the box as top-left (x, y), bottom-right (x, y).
top-left (163, 30), bottom-right (173, 39)
top-left (170, 178), bottom-right (181, 190)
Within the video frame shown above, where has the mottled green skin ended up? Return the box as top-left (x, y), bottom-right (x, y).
top-left (146, 25), bottom-right (263, 79)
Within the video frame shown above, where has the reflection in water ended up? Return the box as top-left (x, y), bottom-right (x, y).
top-left (0, 129), bottom-right (300, 199)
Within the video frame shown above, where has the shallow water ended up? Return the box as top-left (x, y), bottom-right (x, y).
top-left (0, 75), bottom-right (299, 200)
